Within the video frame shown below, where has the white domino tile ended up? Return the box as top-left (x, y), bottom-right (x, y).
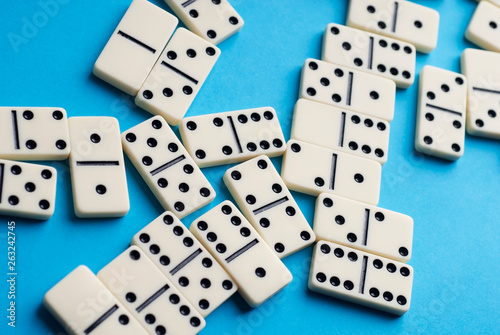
top-left (465, 0), bottom-right (500, 52)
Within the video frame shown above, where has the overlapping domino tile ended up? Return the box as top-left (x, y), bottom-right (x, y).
top-left (322, 23), bottom-right (416, 88)
top-left (0, 107), bottom-right (70, 160)
top-left (314, 193), bottom-right (413, 263)
top-left (308, 241), bottom-right (413, 315)
top-left (465, 0), bottom-right (500, 52)
top-left (179, 107), bottom-right (285, 168)
top-left (299, 58), bottom-right (395, 122)
top-left (290, 99), bottom-right (390, 164)
top-left (164, 0), bottom-right (243, 45)
top-left (121, 116), bottom-right (215, 218)
top-left (131, 211), bottom-right (237, 317)
top-left (281, 140), bottom-right (381, 205)
top-left (346, 0), bottom-right (439, 53)
top-left (223, 155), bottom-right (315, 258)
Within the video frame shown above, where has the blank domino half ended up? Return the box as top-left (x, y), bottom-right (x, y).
top-left (299, 58), bottom-right (395, 122)
top-left (0, 159), bottom-right (57, 220)
top-left (121, 116), bottom-right (215, 218)
top-left (290, 99), bottom-right (390, 165)
top-left (308, 241), bottom-right (413, 315)
top-left (43, 265), bottom-right (147, 335)
top-left (0, 107), bottom-right (70, 161)
top-left (281, 140), bottom-right (381, 205)
top-left (190, 201), bottom-right (293, 307)
top-left (465, 1), bottom-right (500, 52)
top-left (163, 0), bottom-right (243, 45)
top-left (346, 0), bottom-right (439, 53)
top-left (415, 66), bottom-right (467, 161)
top-left (131, 211), bottom-right (237, 317)
top-left (68, 117), bottom-right (130, 218)
top-left (460, 48), bottom-right (500, 139)
top-left (223, 155), bottom-right (315, 258)
top-left (179, 107), bottom-right (286, 168)
top-left (93, 0), bottom-right (178, 95)
top-left (314, 193), bottom-right (413, 263)
top-left (322, 23), bottom-right (416, 88)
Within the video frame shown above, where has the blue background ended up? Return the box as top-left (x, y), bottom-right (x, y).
top-left (1, 0), bottom-right (499, 334)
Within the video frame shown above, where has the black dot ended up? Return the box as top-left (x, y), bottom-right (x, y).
top-left (11, 165), bottom-right (22, 175)
top-left (441, 84), bottom-right (450, 92)
top-left (274, 243), bottom-right (285, 253)
top-left (390, 68), bottom-right (399, 76)
top-left (126, 292), bottom-right (136, 303)
top-left (139, 233), bottom-right (150, 243)
top-left (260, 140), bottom-right (270, 149)
top-left (222, 145), bottom-right (233, 155)
top-left (183, 86), bottom-right (193, 95)
top-left (334, 248), bottom-right (344, 258)
top-left (315, 177), bottom-right (325, 187)
top-left (163, 214), bottom-right (173, 225)
top-left (142, 90), bottom-right (153, 99)
top-left (202, 258), bottom-right (212, 268)
top-left (179, 277), bottom-right (189, 287)
top-left (370, 91), bottom-right (379, 100)
top-left (240, 227), bottom-right (250, 237)
top-left (306, 87), bottom-right (316, 97)
top-left (162, 88), bottom-right (173, 97)
top-left (197, 221), bottom-right (208, 231)
top-left (231, 171), bottom-right (242, 181)
top-left (39, 200), bottom-right (50, 210)
top-left (125, 133), bottom-right (136, 142)
top-left (213, 117), bottom-right (223, 127)
top-left (8, 196), bottom-right (19, 206)
top-left (160, 256), bottom-right (170, 266)
top-left (365, 118), bottom-right (374, 127)
top-left (195, 150), bottom-right (206, 159)
top-left (23, 110), bottom-right (34, 120)
top-left (189, 9), bottom-right (198, 18)
top-left (255, 267), bottom-right (266, 277)
top-left (260, 218), bottom-right (270, 228)
top-left (397, 295), bottom-right (407, 305)
top-left (199, 299), bottom-right (210, 310)
top-left (272, 183), bottom-right (281, 193)
top-left (247, 142), bottom-right (257, 151)
top-left (190, 317), bottom-right (201, 327)
top-left (367, 5), bottom-right (375, 13)
top-left (378, 64), bottom-right (386, 73)
top-left (378, 21), bottom-right (386, 29)
top-left (424, 136), bottom-right (433, 144)
top-left (403, 71), bottom-right (411, 79)
top-left (145, 314), bottom-right (155, 324)
top-left (414, 20), bottom-right (422, 28)
top-left (168, 143), bottom-right (178, 152)
top-left (426, 113), bottom-right (434, 121)
top-left (129, 249), bottom-right (140, 260)
top-left (291, 143), bottom-right (301, 152)
top-left (200, 187), bottom-right (211, 197)
top-left (375, 212), bottom-right (385, 221)
top-left (273, 139), bottom-right (283, 148)
top-left (351, 115), bottom-right (360, 124)
top-left (399, 247), bottom-right (409, 257)
top-left (264, 111), bottom-right (274, 120)
top-left (147, 138), bottom-right (157, 147)
top-left (320, 244), bottom-right (331, 254)
top-left (316, 272), bottom-right (326, 282)
top-left (167, 51), bottom-right (177, 60)
top-left (25, 182), bottom-right (35, 192)
top-left (150, 244), bottom-right (160, 254)
top-left (490, 21), bottom-right (498, 29)
top-left (308, 61), bottom-right (318, 70)
top-left (373, 259), bottom-right (383, 269)
top-left (476, 119), bottom-right (484, 127)
top-left (334, 68), bottom-right (344, 77)
top-left (157, 178), bottom-right (168, 188)
top-left (404, 46), bottom-right (412, 54)
top-left (301, 231), bottom-right (311, 240)
top-left (391, 43), bottom-right (400, 51)
top-left (387, 263), bottom-right (396, 273)
top-left (229, 16), bottom-right (239, 25)
top-left (246, 195), bottom-right (256, 204)
top-left (332, 94), bottom-right (341, 102)
top-left (331, 26), bottom-right (340, 34)
top-left (335, 215), bottom-right (345, 225)
top-left (151, 120), bottom-right (162, 129)
top-left (206, 47), bottom-right (216, 56)
top-left (24, 140), bottom-right (36, 149)
top-left (179, 183), bottom-right (189, 193)
top-left (222, 205), bottom-right (232, 214)
top-left (42, 169), bottom-right (52, 179)
top-left (119, 314), bottom-right (129, 325)
top-left (323, 197), bottom-right (333, 207)
top-left (320, 77), bottom-right (330, 86)
top-left (52, 110), bottom-right (63, 120)
top-left (379, 40), bottom-right (387, 47)
top-left (170, 294), bottom-right (180, 304)
top-left (452, 144), bottom-right (461, 152)
top-left (347, 233), bottom-right (357, 242)
top-left (55, 140), bottom-right (66, 149)
top-left (370, 288), bottom-right (379, 297)
top-left (383, 291), bottom-right (393, 301)
top-left (377, 122), bottom-right (386, 131)
top-left (216, 243), bottom-right (226, 253)
top-left (173, 225), bottom-right (184, 236)
top-left (95, 184), bottom-right (107, 195)
top-left (207, 232), bottom-right (217, 242)
top-left (354, 58), bottom-right (363, 66)
top-left (207, 30), bottom-right (217, 39)
top-left (349, 141), bottom-right (358, 150)
top-left (348, 252), bottom-right (358, 262)
top-left (155, 326), bottom-right (166, 335)
top-left (142, 156), bottom-right (153, 166)
top-left (488, 110), bottom-right (497, 118)
top-left (174, 202), bottom-right (185, 212)
top-left (223, 280), bottom-right (233, 290)
top-left (251, 112), bottom-right (261, 121)
top-left (456, 77), bottom-right (464, 85)
top-left (354, 173), bottom-right (364, 183)
top-left (257, 159), bottom-right (268, 169)
top-left (186, 49), bottom-right (196, 58)
top-left (343, 42), bottom-right (352, 51)
top-left (375, 149), bottom-right (384, 157)
top-left (330, 277), bottom-right (340, 286)
top-left (344, 280), bottom-right (354, 290)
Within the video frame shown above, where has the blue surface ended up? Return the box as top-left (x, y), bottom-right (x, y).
top-left (1, 0), bottom-right (499, 334)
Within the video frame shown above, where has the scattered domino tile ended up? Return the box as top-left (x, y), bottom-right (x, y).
top-left (299, 58), bottom-right (395, 122)
top-left (314, 193), bottom-right (413, 263)
top-left (0, 107), bottom-right (70, 161)
top-left (478, 0), bottom-right (500, 8)
top-left (223, 155), bottom-right (315, 258)
top-left (97, 246), bottom-right (205, 334)
top-left (164, 0), bottom-right (244, 45)
top-left (190, 201), bottom-right (293, 307)
top-left (179, 107), bottom-right (286, 168)
top-left (322, 23), bottom-right (416, 89)
top-left (308, 241), bottom-right (413, 315)
top-left (290, 99), bottom-right (390, 165)
top-left (135, 28), bottom-right (221, 126)
top-left (93, 0), bottom-right (178, 95)
top-left (346, 0), bottom-right (440, 53)
top-left (68, 117), bottom-right (130, 218)
top-left (465, 0), bottom-right (500, 52)
top-left (43, 265), bottom-right (148, 335)
top-left (281, 140), bottom-right (381, 205)
top-left (121, 115), bottom-right (215, 218)
top-left (415, 66), bottom-right (467, 161)
top-left (0, 159), bottom-right (57, 220)
top-left (131, 211), bottom-right (237, 317)
top-left (460, 48), bottom-right (500, 139)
